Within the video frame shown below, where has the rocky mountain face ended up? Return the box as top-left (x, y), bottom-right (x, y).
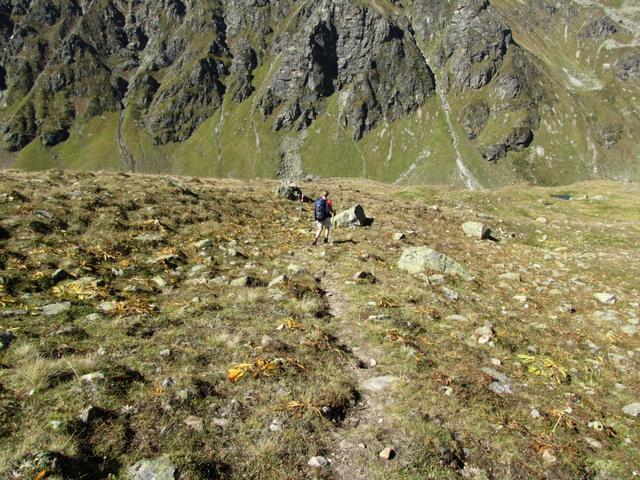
top-left (0, 0), bottom-right (638, 186)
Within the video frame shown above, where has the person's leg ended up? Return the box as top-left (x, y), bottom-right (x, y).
top-left (312, 222), bottom-right (322, 246)
top-left (323, 220), bottom-right (331, 243)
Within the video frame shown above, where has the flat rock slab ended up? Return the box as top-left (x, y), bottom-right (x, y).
top-left (41, 302), bottom-right (71, 316)
top-left (398, 247), bottom-right (474, 281)
top-left (129, 457), bottom-right (176, 480)
top-left (594, 293), bottom-right (617, 305)
top-left (361, 375), bottom-right (399, 393)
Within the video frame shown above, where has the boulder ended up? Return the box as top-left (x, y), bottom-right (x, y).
top-left (398, 247), bottom-right (474, 281)
top-left (129, 457), bottom-right (176, 480)
top-left (462, 221), bottom-right (490, 240)
top-left (274, 183), bottom-right (302, 201)
top-left (332, 205), bottom-right (371, 228)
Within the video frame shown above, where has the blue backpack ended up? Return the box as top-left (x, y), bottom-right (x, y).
top-left (314, 198), bottom-right (329, 221)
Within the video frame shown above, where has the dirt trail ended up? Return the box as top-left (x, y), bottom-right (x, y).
top-left (303, 246), bottom-right (405, 479)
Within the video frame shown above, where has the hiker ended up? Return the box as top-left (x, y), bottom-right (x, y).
top-left (312, 191), bottom-right (334, 246)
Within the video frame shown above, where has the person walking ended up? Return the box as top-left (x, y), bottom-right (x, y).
top-left (312, 191), bottom-right (334, 246)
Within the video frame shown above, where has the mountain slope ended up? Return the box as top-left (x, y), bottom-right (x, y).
top-left (0, 0), bottom-right (638, 186)
top-left (1, 170), bottom-right (639, 478)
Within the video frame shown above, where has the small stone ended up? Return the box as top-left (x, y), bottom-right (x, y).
top-left (368, 314), bottom-right (390, 322)
top-left (129, 457), bottom-right (176, 480)
top-left (446, 314), bottom-right (468, 322)
top-left (269, 419), bottom-right (282, 432)
top-left (442, 287), bottom-right (459, 301)
top-left (594, 292), bottom-right (617, 305)
top-left (194, 239), bottom-right (213, 250)
top-left (152, 276), bottom-right (167, 288)
top-left (369, 358), bottom-right (378, 367)
top-left (584, 437), bottom-right (602, 449)
top-left (159, 349), bottom-right (171, 357)
top-left (379, 447), bottom-right (396, 460)
top-left (99, 301), bottom-right (116, 313)
top-left (307, 456), bottom-right (329, 468)
top-left (41, 302), bottom-right (71, 316)
top-left (499, 272), bottom-right (521, 282)
top-left (541, 449), bottom-right (556, 464)
top-left (393, 232), bottom-right (406, 241)
top-left (513, 295), bottom-right (528, 303)
top-left (162, 377), bottom-right (176, 388)
top-left (531, 409), bottom-right (541, 419)
top-left (268, 275), bottom-right (288, 288)
top-left (588, 420), bottom-right (604, 431)
top-left (213, 418), bottom-right (229, 428)
top-left (187, 265), bottom-right (209, 278)
top-left (361, 375), bottom-right (399, 393)
top-left (559, 303), bottom-right (576, 313)
top-left (230, 276), bottom-right (255, 287)
top-left (622, 325), bottom-right (638, 335)
top-left (622, 402), bottom-right (640, 417)
top-left (535, 217), bottom-right (548, 224)
top-left (184, 415), bottom-right (204, 433)
top-left (475, 325), bottom-right (494, 343)
top-left (491, 358), bottom-right (502, 366)
top-left (287, 264), bottom-right (306, 275)
top-left (134, 234), bottom-right (164, 244)
top-left (50, 420), bottom-right (62, 430)
top-left (80, 372), bottom-right (105, 383)
top-left (261, 335), bottom-right (273, 347)
top-left (97, 347), bottom-right (107, 356)
top-left (85, 313), bottom-right (103, 322)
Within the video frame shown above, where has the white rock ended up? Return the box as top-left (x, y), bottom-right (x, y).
top-left (622, 402), bottom-right (640, 417)
top-left (379, 447), bottom-right (396, 460)
top-left (307, 456), bottom-right (329, 468)
top-left (81, 372), bottom-right (105, 383)
top-left (594, 293), bottom-right (616, 305)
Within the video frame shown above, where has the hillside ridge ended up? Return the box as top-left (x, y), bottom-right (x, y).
top-left (0, 0), bottom-right (639, 186)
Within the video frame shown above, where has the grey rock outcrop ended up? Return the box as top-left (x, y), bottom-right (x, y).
top-left (332, 205), bottom-right (370, 228)
top-left (398, 247), bottom-right (474, 281)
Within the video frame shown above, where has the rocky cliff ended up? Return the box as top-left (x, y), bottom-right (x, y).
top-left (0, 0), bottom-right (638, 186)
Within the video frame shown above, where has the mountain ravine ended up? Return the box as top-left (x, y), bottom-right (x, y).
top-left (0, 0), bottom-right (639, 187)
